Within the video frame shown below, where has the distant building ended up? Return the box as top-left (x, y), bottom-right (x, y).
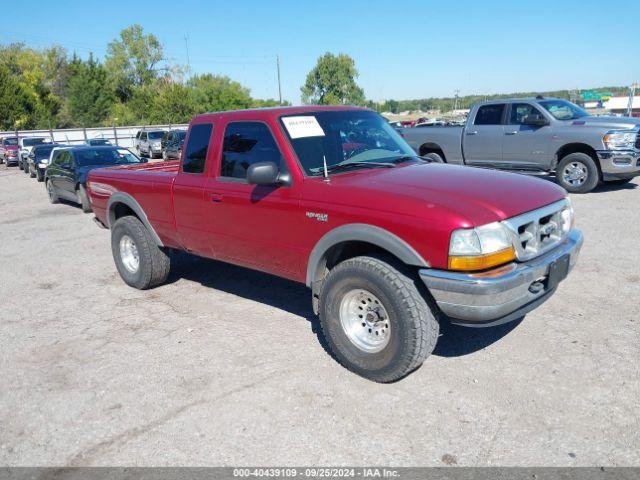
top-left (585, 96), bottom-right (640, 117)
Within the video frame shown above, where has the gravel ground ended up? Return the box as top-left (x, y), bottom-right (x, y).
top-left (0, 164), bottom-right (638, 467)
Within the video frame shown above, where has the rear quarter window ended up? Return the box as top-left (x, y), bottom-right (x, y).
top-left (182, 124), bottom-right (213, 174)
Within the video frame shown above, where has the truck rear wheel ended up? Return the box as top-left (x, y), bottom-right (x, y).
top-left (556, 153), bottom-right (599, 193)
top-left (319, 256), bottom-right (439, 382)
top-left (111, 216), bottom-right (170, 290)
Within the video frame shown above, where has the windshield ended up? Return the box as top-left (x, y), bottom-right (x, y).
top-left (3, 138), bottom-right (18, 146)
top-left (148, 131), bottom-right (164, 140)
top-left (34, 145), bottom-right (57, 159)
top-left (75, 148), bottom-right (142, 167)
top-left (280, 110), bottom-right (416, 176)
top-left (23, 138), bottom-right (48, 147)
top-left (539, 100), bottom-right (590, 120)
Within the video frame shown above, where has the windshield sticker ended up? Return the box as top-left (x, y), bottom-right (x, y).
top-left (282, 116), bottom-right (325, 139)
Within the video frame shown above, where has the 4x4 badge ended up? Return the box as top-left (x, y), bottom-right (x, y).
top-left (306, 211), bottom-right (328, 222)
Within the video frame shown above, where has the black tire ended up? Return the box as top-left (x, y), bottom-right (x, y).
top-left (423, 152), bottom-right (445, 163)
top-left (604, 178), bottom-right (633, 185)
top-left (29, 166), bottom-right (36, 178)
top-left (111, 216), bottom-right (170, 290)
top-left (319, 255), bottom-right (439, 383)
top-left (36, 170), bottom-right (44, 182)
top-left (46, 179), bottom-right (59, 204)
top-left (556, 152), bottom-right (599, 193)
top-left (76, 184), bottom-right (92, 213)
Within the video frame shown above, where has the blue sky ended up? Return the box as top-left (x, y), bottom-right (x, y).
top-left (4, 0), bottom-right (639, 103)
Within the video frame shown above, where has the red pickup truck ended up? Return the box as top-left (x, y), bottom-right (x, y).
top-left (87, 106), bottom-right (583, 382)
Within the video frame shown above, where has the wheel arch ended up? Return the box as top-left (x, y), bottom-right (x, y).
top-left (419, 142), bottom-right (446, 160)
top-left (306, 224), bottom-right (429, 292)
top-left (555, 142), bottom-right (601, 176)
top-left (107, 192), bottom-right (163, 246)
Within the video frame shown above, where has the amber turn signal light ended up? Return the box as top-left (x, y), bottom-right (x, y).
top-left (448, 246), bottom-right (516, 272)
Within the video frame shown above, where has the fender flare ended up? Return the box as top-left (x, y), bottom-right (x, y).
top-left (107, 192), bottom-right (164, 246)
top-left (305, 223), bottom-right (429, 287)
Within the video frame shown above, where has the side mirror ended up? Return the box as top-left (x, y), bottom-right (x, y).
top-left (523, 114), bottom-right (548, 126)
top-left (139, 157), bottom-right (148, 163)
top-left (247, 161), bottom-right (282, 185)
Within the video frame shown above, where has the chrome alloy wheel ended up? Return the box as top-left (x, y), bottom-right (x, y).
top-left (119, 235), bottom-right (140, 273)
top-left (562, 161), bottom-right (588, 187)
top-left (339, 289), bottom-right (391, 353)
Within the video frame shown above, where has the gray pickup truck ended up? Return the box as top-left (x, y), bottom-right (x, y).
top-left (401, 97), bottom-right (640, 193)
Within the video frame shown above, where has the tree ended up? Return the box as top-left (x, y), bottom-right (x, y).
top-left (65, 55), bottom-right (113, 126)
top-left (0, 43), bottom-right (60, 128)
top-left (105, 25), bottom-right (164, 101)
top-left (301, 53), bottom-right (365, 105)
top-left (188, 74), bottom-right (252, 112)
top-left (148, 81), bottom-right (198, 124)
top-left (0, 64), bottom-right (36, 130)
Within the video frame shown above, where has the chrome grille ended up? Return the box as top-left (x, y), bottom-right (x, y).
top-left (502, 199), bottom-right (570, 261)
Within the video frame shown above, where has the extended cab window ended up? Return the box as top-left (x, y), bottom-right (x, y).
top-left (182, 123), bottom-right (213, 174)
top-left (220, 122), bottom-right (284, 180)
top-left (474, 104), bottom-right (505, 125)
top-left (509, 103), bottom-right (544, 125)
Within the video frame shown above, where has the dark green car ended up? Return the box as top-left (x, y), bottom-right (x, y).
top-left (45, 146), bottom-right (144, 212)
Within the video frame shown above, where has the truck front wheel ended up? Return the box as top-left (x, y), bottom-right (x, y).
top-left (111, 216), bottom-right (171, 290)
top-left (556, 153), bottom-right (599, 193)
top-left (319, 256), bottom-right (439, 382)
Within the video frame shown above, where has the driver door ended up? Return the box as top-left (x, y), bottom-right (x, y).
top-left (204, 120), bottom-right (303, 279)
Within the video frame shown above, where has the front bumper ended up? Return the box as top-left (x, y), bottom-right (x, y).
top-left (597, 149), bottom-right (640, 180)
top-left (420, 229), bottom-right (583, 328)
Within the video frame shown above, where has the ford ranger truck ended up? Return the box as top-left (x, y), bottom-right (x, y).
top-left (401, 97), bottom-right (640, 193)
top-left (87, 106), bottom-right (583, 382)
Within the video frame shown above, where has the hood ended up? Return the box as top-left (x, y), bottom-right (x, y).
top-left (323, 163), bottom-right (567, 227)
top-left (565, 115), bottom-right (640, 130)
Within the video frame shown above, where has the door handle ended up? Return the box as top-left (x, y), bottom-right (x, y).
top-left (505, 131), bottom-right (518, 135)
top-left (207, 192), bottom-right (223, 203)
top-left (466, 130), bottom-right (478, 135)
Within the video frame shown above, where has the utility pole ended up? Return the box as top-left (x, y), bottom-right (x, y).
top-left (276, 55), bottom-right (283, 105)
top-left (184, 34), bottom-right (191, 77)
top-left (454, 89), bottom-right (460, 111)
top-left (626, 82), bottom-right (638, 117)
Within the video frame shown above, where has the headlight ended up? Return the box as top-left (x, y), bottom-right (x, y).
top-left (448, 222), bottom-right (516, 271)
top-left (38, 161), bottom-right (48, 167)
top-left (603, 129), bottom-right (637, 150)
top-left (560, 197), bottom-right (574, 234)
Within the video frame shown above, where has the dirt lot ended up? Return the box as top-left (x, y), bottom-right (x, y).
top-left (0, 164), bottom-right (638, 467)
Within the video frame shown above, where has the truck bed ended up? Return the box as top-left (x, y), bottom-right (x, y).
top-left (88, 161), bottom-right (180, 246)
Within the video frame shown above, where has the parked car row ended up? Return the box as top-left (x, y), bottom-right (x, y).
top-left (133, 128), bottom-right (186, 160)
top-left (4, 142), bottom-right (144, 212)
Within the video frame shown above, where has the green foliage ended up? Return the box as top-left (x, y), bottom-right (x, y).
top-left (0, 25), bottom-right (286, 129)
top-left (187, 74), bottom-right (252, 112)
top-left (0, 64), bottom-right (35, 130)
top-left (104, 24), bottom-right (165, 102)
top-left (65, 55), bottom-right (113, 126)
top-left (148, 81), bottom-right (198, 124)
top-left (301, 53), bottom-right (365, 105)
